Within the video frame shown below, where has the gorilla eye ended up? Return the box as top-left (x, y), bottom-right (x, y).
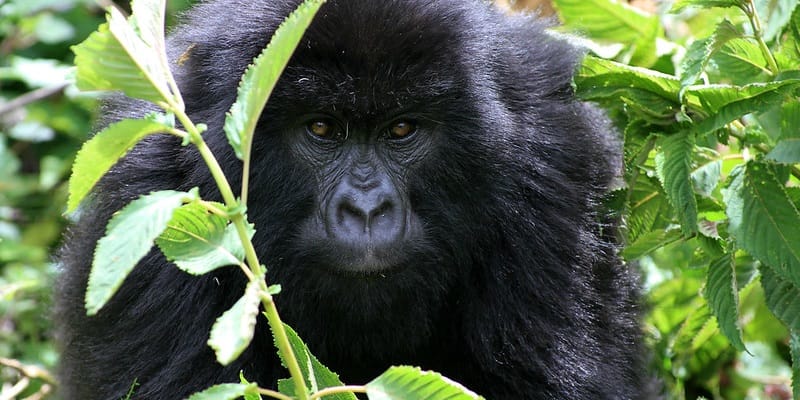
top-left (388, 120), bottom-right (417, 139)
top-left (306, 119), bottom-right (341, 140)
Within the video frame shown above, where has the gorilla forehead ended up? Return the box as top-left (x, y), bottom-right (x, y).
top-left (281, 0), bottom-right (483, 117)
top-left (178, 0), bottom-right (489, 118)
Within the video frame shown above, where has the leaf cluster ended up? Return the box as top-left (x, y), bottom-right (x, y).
top-left (554, 0), bottom-right (800, 397)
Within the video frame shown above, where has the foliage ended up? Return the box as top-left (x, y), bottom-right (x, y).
top-left (0, 0), bottom-right (101, 397)
top-left (553, 0), bottom-right (800, 398)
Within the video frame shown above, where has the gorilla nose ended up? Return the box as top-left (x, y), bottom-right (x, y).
top-left (334, 192), bottom-right (403, 243)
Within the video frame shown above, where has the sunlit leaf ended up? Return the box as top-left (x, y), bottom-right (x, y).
top-left (185, 383), bottom-right (257, 400)
top-left (224, 0), bottom-right (325, 160)
top-left (156, 203), bottom-right (254, 275)
top-left (208, 277), bottom-right (263, 365)
top-left (67, 115), bottom-right (173, 213)
top-left (553, 0), bottom-right (660, 66)
top-left (86, 189), bottom-right (198, 315)
top-left (670, 0), bottom-right (745, 13)
top-left (276, 323), bottom-right (355, 400)
top-left (366, 366), bottom-right (484, 400)
top-left (71, 0), bottom-right (177, 105)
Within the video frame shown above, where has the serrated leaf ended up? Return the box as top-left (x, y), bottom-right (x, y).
top-left (366, 366), bottom-right (484, 400)
top-left (622, 228), bottom-right (682, 260)
top-left (67, 116), bottom-right (172, 213)
top-left (704, 254), bottom-right (746, 351)
top-left (670, 0), bottom-right (745, 12)
top-left (239, 373), bottom-right (263, 400)
top-left (686, 79), bottom-right (800, 134)
top-left (679, 20), bottom-right (741, 88)
top-left (767, 138), bottom-right (800, 163)
top-left (86, 189), bottom-right (198, 315)
top-left (275, 323), bottom-right (355, 400)
top-left (626, 175), bottom-right (672, 243)
top-left (72, 1), bottom-right (176, 104)
top-left (760, 265), bottom-right (800, 331)
top-left (185, 383), bottom-right (257, 400)
top-left (723, 162), bottom-right (800, 289)
top-left (224, 0), bottom-right (325, 160)
top-left (576, 56), bottom-right (683, 104)
top-left (655, 131), bottom-right (698, 235)
top-left (156, 203), bottom-right (254, 275)
top-left (209, 278), bottom-right (263, 365)
top-left (711, 38), bottom-right (770, 84)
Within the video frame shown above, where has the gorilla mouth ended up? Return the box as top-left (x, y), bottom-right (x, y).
top-left (303, 239), bottom-right (414, 277)
top-left (324, 241), bottom-right (411, 275)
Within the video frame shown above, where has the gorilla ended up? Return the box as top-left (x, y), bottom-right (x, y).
top-left (56, 0), bottom-right (653, 399)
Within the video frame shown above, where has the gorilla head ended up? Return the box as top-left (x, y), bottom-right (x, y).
top-left (56, 1), bottom-right (653, 399)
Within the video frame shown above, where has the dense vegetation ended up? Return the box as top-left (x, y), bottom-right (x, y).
top-left (1, 0), bottom-right (799, 398)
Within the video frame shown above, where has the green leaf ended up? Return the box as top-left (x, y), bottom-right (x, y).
top-left (224, 0), bottom-right (325, 160)
top-left (71, 0), bottom-right (177, 105)
top-left (553, 0), bottom-right (660, 66)
top-left (366, 366), bottom-right (484, 400)
top-left (670, 0), bottom-right (745, 13)
top-left (704, 254), bottom-right (746, 351)
top-left (626, 175), bottom-right (672, 243)
top-left (767, 138), bottom-right (800, 164)
top-left (679, 20), bottom-right (741, 88)
top-left (156, 203), bottom-right (254, 275)
top-left (711, 38), bottom-right (770, 84)
top-left (723, 162), bottom-right (800, 288)
top-left (576, 56), bottom-right (683, 104)
top-left (686, 79), bottom-right (800, 134)
top-left (86, 189), bottom-right (198, 315)
top-left (185, 383), bottom-right (257, 400)
top-left (208, 278), bottom-right (263, 365)
top-left (67, 115), bottom-right (172, 213)
top-left (239, 373), bottom-right (263, 400)
top-left (276, 323), bottom-right (355, 400)
top-left (622, 228), bottom-right (682, 260)
top-left (760, 265), bottom-right (800, 331)
top-left (655, 131), bottom-right (698, 235)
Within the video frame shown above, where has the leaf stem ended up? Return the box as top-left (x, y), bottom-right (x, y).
top-left (743, 0), bottom-right (779, 75)
top-left (308, 385), bottom-right (368, 399)
top-left (258, 387), bottom-right (295, 400)
top-left (173, 108), bottom-right (310, 399)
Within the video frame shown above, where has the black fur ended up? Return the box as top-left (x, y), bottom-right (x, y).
top-left (56, 0), bottom-right (652, 398)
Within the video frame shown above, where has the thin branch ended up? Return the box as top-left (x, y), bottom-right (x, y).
top-left (0, 83), bottom-right (69, 117)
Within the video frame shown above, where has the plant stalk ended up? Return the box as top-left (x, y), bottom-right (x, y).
top-left (744, 0), bottom-right (779, 75)
top-left (174, 109), bottom-right (310, 399)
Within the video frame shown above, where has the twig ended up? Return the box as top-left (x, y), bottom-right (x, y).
top-left (0, 84), bottom-right (69, 117)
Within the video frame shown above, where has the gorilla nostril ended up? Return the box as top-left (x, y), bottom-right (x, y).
top-left (338, 200), bottom-right (369, 233)
top-left (334, 196), bottom-right (401, 239)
